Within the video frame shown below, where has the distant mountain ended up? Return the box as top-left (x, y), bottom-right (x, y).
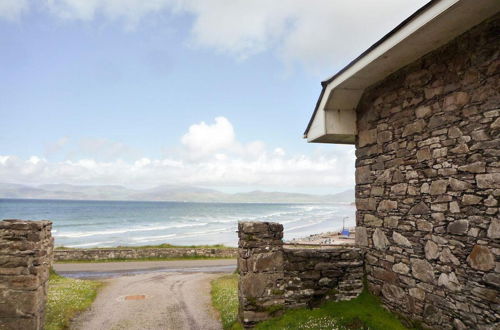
top-left (231, 190), bottom-right (353, 203)
top-left (0, 183), bottom-right (354, 204)
top-left (131, 185), bottom-right (227, 202)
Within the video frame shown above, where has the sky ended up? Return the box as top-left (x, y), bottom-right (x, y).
top-left (0, 0), bottom-right (427, 194)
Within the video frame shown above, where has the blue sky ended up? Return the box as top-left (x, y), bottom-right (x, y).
top-left (0, 0), bottom-right (427, 193)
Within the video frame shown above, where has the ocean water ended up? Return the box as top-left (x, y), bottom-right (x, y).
top-left (0, 199), bottom-right (356, 248)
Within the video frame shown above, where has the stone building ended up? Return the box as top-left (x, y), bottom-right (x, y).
top-left (304, 0), bottom-right (499, 329)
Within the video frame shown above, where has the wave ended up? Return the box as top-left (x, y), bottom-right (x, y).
top-left (131, 227), bottom-right (233, 244)
top-left (54, 222), bottom-right (209, 238)
top-left (130, 234), bottom-right (177, 242)
top-left (286, 222), bottom-right (320, 232)
top-left (65, 240), bottom-right (117, 248)
top-left (45, 201), bottom-right (356, 247)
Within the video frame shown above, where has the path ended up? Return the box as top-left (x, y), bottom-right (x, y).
top-left (54, 259), bottom-right (236, 278)
top-left (71, 272), bottom-right (224, 330)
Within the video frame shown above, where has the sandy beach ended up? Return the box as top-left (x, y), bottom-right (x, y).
top-left (286, 228), bottom-right (356, 245)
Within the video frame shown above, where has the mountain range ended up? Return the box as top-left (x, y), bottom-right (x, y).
top-left (0, 183), bottom-right (354, 204)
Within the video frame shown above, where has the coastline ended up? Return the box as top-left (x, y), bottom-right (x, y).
top-left (1, 199), bottom-right (356, 248)
top-left (53, 227), bottom-right (355, 264)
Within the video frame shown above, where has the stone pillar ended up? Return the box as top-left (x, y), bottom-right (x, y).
top-left (0, 219), bottom-right (54, 330)
top-left (238, 222), bottom-right (284, 328)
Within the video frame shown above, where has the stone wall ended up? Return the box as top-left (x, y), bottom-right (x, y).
top-left (355, 15), bottom-right (499, 330)
top-left (283, 247), bottom-right (363, 309)
top-left (238, 222), bottom-right (363, 328)
top-left (0, 219), bottom-right (54, 330)
top-left (54, 247), bottom-right (237, 261)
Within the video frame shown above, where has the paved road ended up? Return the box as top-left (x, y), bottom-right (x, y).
top-left (54, 259), bottom-right (236, 279)
top-left (71, 272), bottom-right (224, 330)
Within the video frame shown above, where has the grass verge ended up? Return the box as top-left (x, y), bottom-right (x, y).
top-left (211, 274), bottom-right (243, 330)
top-left (55, 243), bottom-right (229, 250)
top-left (55, 255), bottom-right (235, 263)
top-left (255, 289), bottom-right (411, 330)
top-left (210, 275), bottom-right (412, 330)
top-left (45, 269), bottom-right (103, 330)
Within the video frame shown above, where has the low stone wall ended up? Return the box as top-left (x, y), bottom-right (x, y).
top-left (54, 247), bottom-right (237, 261)
top-left (284, 247), bottom-right (364, 309)
top-left (0, 219), bottom-right (54, 330)
top-left (238, 222), bottom-right (363, 328)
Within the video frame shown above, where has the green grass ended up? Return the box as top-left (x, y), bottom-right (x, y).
top-left (45, 269), bottom-right (103, 330)
top-left (211, 274), bottom-right (243, 330)
top-left (55, 243), bottom-right (230, 250)
top-left (55, 255), bottom-right (235, 263)
top-left (255, 289), bottom-right (411, 330)
top-left (210, 275), bottom-right (412, 330)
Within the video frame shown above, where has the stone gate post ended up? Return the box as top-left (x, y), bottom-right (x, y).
top-left (0, 219), bottom-right (54, 330)
top-left (238, 222), bottom-right (285, 328)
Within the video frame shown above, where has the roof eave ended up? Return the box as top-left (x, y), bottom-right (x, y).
top-left (303, 0), bottom-right (500, 142)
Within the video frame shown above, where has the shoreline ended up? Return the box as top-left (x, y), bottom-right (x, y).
top-left (286, 227), bottom-right (356, 245)
top-left (53, 228), bottom-right (355, 264)
top-left (3, 199), bottom-right (356, 249)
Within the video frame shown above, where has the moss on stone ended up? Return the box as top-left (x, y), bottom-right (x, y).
top-left (265, 304), bottom-right (284, 316)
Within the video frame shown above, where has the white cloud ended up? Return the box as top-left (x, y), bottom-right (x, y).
top-left (179, 1), bottom-right (293, 59)
top-left (43, 0), bottom-right (170, 23)
top-left (273, 148), bottom-right (285, 157)
top-left (181, 116), bottom-right (235, 158)
top-left (0, 0), bottom-right (29, 21)
top-left (178, 0), bottom-right (428, 71)
top-left (17, 0), bottom-right (427, 71)
top-left (0, 117), bottom-right (355, 190)
top-left (0, 149), bottom-right (355, 190)
top-left (180, 117), bottom-right (273, 162)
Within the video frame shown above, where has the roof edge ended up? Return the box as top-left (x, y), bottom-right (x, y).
top-left (304, 0), bottom-right (438, 137)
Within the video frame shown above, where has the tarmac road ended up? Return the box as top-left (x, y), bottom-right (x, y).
top-left (54, 258), bottom-right (236, 279)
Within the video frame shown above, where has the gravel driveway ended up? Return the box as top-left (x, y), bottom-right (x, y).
top-left (71, 272), bottom-right (224, 330)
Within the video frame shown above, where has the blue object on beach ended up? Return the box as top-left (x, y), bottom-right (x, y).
top-left (341, 229), bottom-right (350, 237)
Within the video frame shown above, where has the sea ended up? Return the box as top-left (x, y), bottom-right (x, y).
top-left (0, 199), bottom-right (356, 248)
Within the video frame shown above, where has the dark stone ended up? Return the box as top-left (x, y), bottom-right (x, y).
top-left (483, 273), bottom-right (500, 288)
top-left (446, 220), bottom-right (469, 235)
top-left (374, 268), bottom-right (398, 283)
top-left (408, 201), bottom-right (431, 214)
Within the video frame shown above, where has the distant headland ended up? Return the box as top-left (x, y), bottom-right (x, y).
top-left (0, 183), bottom-right (354, 204)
